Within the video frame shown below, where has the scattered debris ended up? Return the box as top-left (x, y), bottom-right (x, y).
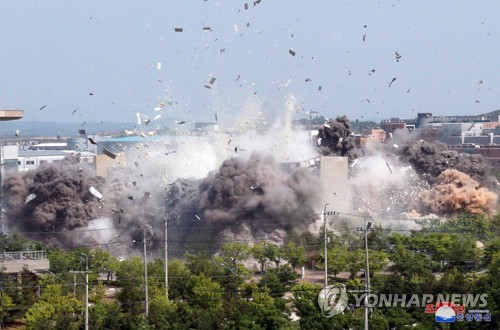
top-left (72, 108), bottom-right (78, 115)
top-left (389, 77), bottom-right (396, 87)
top-left (395, 51), bottom-right (402, 62)
top-left (386, 162), bottom-right (393, 174)
top-left (175, 27), bottom-right (183, 32)
top-left (289, 49), bottom-right (296, 56)
top-left (369, 69), bottom-right (375, 75)
top-left (209, 77), bottom-right (216, 85)
top-left (103, 148), bottom-right (117, 159)
top-left (203, 27), bottom-right (212, 32)
top-left (88, 138), bottom-right (98, 145)
top-left (89, 186), bottom-right (103, 200)
top-left (25, 193), bottom-right (36, 204)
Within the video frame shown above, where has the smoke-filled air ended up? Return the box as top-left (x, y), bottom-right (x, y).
top-left (2, 110), bottom-right (498, 255)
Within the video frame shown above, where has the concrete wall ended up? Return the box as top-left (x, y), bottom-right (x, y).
top-left (319, 156), bottom-right (349, 214)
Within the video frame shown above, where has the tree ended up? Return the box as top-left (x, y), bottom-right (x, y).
top-left (251, 242), bottom-right (278, 273)
top-left (282, 243), bottom-right (307, 269)
top-left (115, 257), bottom-right (146, 315)
top-left (24, 284), bottom-right (83, 330)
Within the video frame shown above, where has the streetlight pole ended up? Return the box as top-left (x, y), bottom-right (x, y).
top-left (81, 253), bottom-right (89, 330)
top-left (357, 219), bottom-right (372, 330)
top-left (143, 225), bottom-right (153, 317)
top-left (164, 220), bottom-right (169, 300)
top-left (323, 203), bottom-right (329, 290)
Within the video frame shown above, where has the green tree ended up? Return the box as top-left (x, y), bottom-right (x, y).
top-left (24, 284), bottom-right (82, 330)
top-left (282, 242), bottom-right (307, 269)
top-left (251, 242), bottom-right (278, 273)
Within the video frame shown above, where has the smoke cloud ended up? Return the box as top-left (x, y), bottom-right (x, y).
top-left (420, 169), bottom-right (497, 216)
top-left (317, 116), bottom-right (361, 160)
top-left (399, 140), bottom-right (489, 184)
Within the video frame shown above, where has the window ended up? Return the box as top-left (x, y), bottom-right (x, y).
top-left (26, 160), bottom-right (35, 165)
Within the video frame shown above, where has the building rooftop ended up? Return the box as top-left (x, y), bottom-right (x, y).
top-left (0, 110), bottom-right (24, 121)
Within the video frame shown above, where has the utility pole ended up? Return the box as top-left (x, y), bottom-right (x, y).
top-left (164, 220), bottom-right (169, 300)
top-left (143, 225), bottom-right (153, 317)
top-left (322, 204), bottom-right (336, 290)
top-left (69, 255), bottom-right (89, 330)
top-left (357, 219), bottom-right (372, 330)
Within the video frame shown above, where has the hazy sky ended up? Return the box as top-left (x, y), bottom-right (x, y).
top-left (1, 1), bottom-right (498, 124)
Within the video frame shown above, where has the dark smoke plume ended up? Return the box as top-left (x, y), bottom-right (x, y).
top-left (317, 116), bottom-right (360, 160)
top-left (2, 155), bottom-right (105, 246)
top-left (421, 169), bottom-right (497, 216)
top-left (198, 152), bottom-right (321, 228)
top-left (399, 140), bottom-right (490, 184)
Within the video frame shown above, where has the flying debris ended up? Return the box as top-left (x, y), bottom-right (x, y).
top-left (39, 105), bottom-right (47, 110)
top-left (395, 51), bottom-right (402, 62)
top-left (215, 113), bottom-right (218, 122)
top-left (165, 150), bottom-right (177, 156)
top-left (175, 27), bottom-right (183, 32)
top-left (88, 138), bottom-right (98, 145)
top-left (167, 178), bottom-right (180, 185)
top-left (15, 129), bottom-right (20, 137)
top-left (369, 69), bottom-right (375, 75)
top-left (177, 121), bottom-right (186, 125)
top-left (102, 148), bottom-right (117, 159)
top-left (127, 196), bottom-right (134, 200)
top-left (203, 27), bottom-right (212, 32)
top-left (204, 85), bottom-right (211, 89)
top-left (156, 62), bottom-right (162, 70)
top-left (81, 121), bottom-right (86, 126)
top-left (89, 92), bottom-right (94, 96)
top-left (305, 78), bottom-right (312, 82)
top-left (386, 162), bottom-right (393, 174)
top-left (89, 186), bottom-right (103, 200)
top-left (289, 49), bottom-right (296, 56)
top-left (195, 214), bottom-right (201, 221)
top-left (209, 77), bottom-right (216, 85)
top-left (389, 78), bottom-right (396, 87)
top-left (244, 3), bottom-right (249, 10)
top-left (72, 108), bottom-right (78, 115)
top-left (153, 114), bottom-right (161, 121)
top-left (363, 34), bottom-right (366, 41)
top-left (236, 74), bottom-right (241, 81)
top-left (351, 159), bottom-right (359, 168)
top-left (25, 193), bottom-right (36, 204)
top-left (318, 86), bottom-right (322, 91)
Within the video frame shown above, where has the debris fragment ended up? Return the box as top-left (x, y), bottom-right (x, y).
top-left (175, 27), bottom-right (183, 32)
top-left (39, 105), bottom-right (47, 110)
top-left (369, 69), bottom-right (375, 75)
top-left (395, 51), bottom-right (401, 62)
top-left (363, 34), bottom-right (366, 41)
top-left (209, 77), bottom-right (216, 85)
top-left (103, 148), bottom-right (117, 159)
top-left (386, 162), bottom-right (393, 174)
top-left (244, 3), bottom-right (248, 10)
top-left (204, 85), bottom-right (211, 89)
top-left (351, 159), bottom-right (359, 168)
top-left (389, 77), bottom-right (396, 87)
top-left (289, 49), bottom-right (296, 56)
top-left (89, 186), bottom-right (103, 200)
top-left (177, 121), bottom-right (186, 125)
top-left (203, 27), bottom-right (212, 32)
top-left (15, 129), bottom-right (20, 137)
top-left (156, 62), bottom-right (162, 70)
top-left (88, 137), bottom-right (98, 145)
top-left (72, 108), bottom-right (78, 115)
top-left (25, 193), bottom-right (36, 204)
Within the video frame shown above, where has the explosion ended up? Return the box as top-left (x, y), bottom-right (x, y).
top-left (420, 169), bottom-right (497, 216)
top-left (317, 116), bottom-right (361, 160)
